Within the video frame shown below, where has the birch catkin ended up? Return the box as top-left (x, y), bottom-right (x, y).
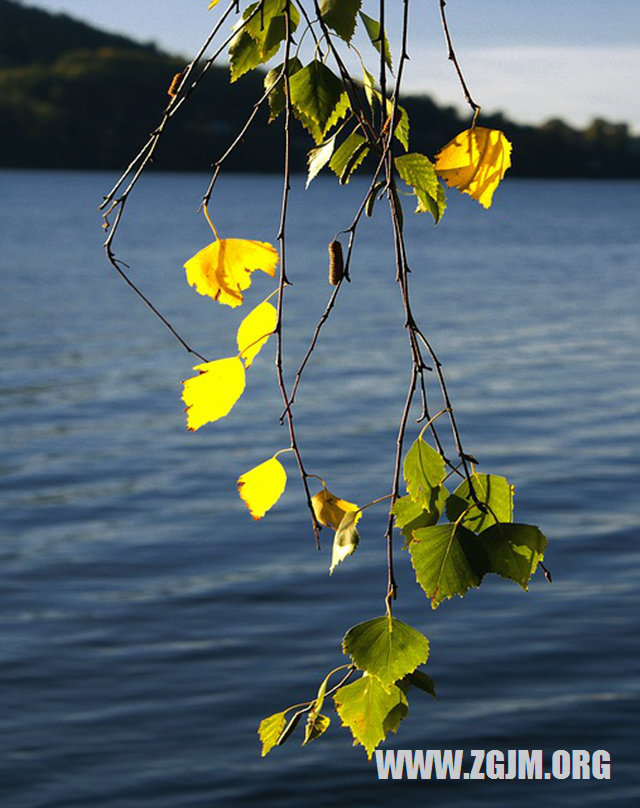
top-left (328, 240), bottom-right (344, 286)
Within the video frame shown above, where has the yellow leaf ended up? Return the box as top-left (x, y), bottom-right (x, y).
top-left (181, 357), bottom-right (245, 431)
top-left (258, 711), bottom-right (287, 757)
top-left (184, 238), bottom-right (279, 308)
top-left (208, 0), bottom-right (222, 8)
top-left (238, 456), bottom-right (287, 520)
top-left (237, 301), bottom-right (278, 368)
top-left (434, 127), bottom-right (512, 209)
top-left (312, 487), bottom-right (359, 529)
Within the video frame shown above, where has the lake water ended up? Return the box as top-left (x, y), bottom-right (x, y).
top-left (1, 169), bottom-right (639, 806)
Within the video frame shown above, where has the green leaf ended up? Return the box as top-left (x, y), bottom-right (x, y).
top-left (365, 180), bottom-right (385, 217)
top-left (329, 131), bottom-right (368, 183)
top-left (362, 66), bottom-right (376, 110)
top-left (244, 0), bottom-right (300, 57)
top-left (290, 61), bottom-right (345, 137)
top-left (330, 510), bottom-right (360, 574)
top-left (320, 0), bottom-right (362, 43)
top-left (334, 675), bottom-right (408, 759)
top-left (323, 91), bottom-right (351, 134)
top-left (409, 523), bottom-right (489, 608)
top-left (392, 494), bottom-right (442, 545)
top-left (231, 2), bottom-right (300, 82)
top-left (306, 134), bottom-right (337, 188)
top-left (420, 181), bottom-right (447, 223)
top-left (479, 523), bottom-right (547, 590)
top-left (404, 670), bottom-right (437, 698)
top-left (229, 30), bottom-right (266, 82)
top-left (264, 57), bottom-right (303, 121)
top-left (390, 102), bottom-right (410, 151)
top-left (446, 473), bottom-right (514, 533)
top-left (258, 711), bottom-right (287, 757)
top-left (403, 437), bottom-right (446, 514)
top-left (343, 615), bottom-right (429, 691)
top-left (303, 713), bottom-right (331, 745)
top-left (359, 12), bottom-right (393, 71)
top-left (395, 153), bottom-right (442, 220)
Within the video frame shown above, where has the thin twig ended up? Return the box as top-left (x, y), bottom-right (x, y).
top-left (438, 0), bottom-right (481, 124)
top-left (274, 3), bottom-right (322, 545)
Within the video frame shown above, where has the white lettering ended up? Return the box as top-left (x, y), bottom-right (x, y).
top-left (486, 750), bottom-right (504, 780)
top-left (592, 750), bottom-right (611, 780)
top-left (469, 749), bottom-right (485, 780)
top-left (552, 749), bottom-right (571, 779)
top-left (519, 749), bottom-right (543, 779)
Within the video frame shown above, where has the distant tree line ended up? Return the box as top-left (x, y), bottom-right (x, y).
top-left (0, 0), bottom-right (638, 176)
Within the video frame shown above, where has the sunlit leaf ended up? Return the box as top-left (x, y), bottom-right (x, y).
top-left (244, 0), bottom-right (300, 59)
top-left (311, 487), bottom-right (358, 529)
top-left (306, 134), bottom-right (337, 187)
top-left (182, 357), bottom-right (245, 431)
top-left (258, 711), bottom-right (287, 757)
top-left (395, 153), bottom-right (444, 221)
top-left (434, 127), bottom-right (512, 209)
top-left (329, 131), bottom-right (368, 184)
top-left (409, 523), bottom-right (489, 608)
top-left (479, 523), bottom-right (547, 590)
top-left (446, 473), bottom-right (514, 533)
top-left (362, 66), bottom-right (376, 110)
top-left (343, 615), bottom-right (429, 691)
top-left (330, 509), bottom-right (360, 574)
top-left (403, 437), bottom-right (446, 515)
top-left (184, 238), bottom-right (278, 308)
top-left (320, 0), bottom-right (362, 42)
top-left (237, 300), bottom-right (277, 368)
top-left (323, 90), bottom-right (351, 134)
top-left (303, 713), bottom-right (331, 745)
top-left (359, 12), bottom-right (393, 71)
top-left (229, 30), bottom-right (265, 82)
top-left (392, 494), bottom-right (443, 545)
top-left (264, 57), bottom-right (303, 121)
top-left (238, 456), bottom-right (287, 519)
top-left (208, 0), bottom-right (221, 8)
top-left (334, 675), bottom-right (407, 759)
top-left (384, 101), bottom-right (410, 151)
top-left (290, 60), bottom-right (344, 137)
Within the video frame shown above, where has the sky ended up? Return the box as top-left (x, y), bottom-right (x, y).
top-left (22, 0), bottom-right (640, 132)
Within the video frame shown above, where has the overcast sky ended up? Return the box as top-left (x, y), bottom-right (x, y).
top-left (24, 0), bottom-right (640, 131)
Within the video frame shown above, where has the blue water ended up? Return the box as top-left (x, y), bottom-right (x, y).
top-left (1, 170), bottom-right (639, 806)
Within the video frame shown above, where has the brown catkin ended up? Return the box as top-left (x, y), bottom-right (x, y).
top-left (328, 240), bottom-right (344, 286)
top-left (167, 72), bottom-right (184, 98)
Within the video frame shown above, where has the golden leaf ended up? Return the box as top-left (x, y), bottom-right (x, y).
top-left (258, 711), bottom-right (287, 757)
top-left (312, 487), bottom-right (359, 529)
top-left (237, 300), bottom-right (278, 368)
top-left (434, 127), bottom-right (512, 209)
top-left (208, 0), bottom-right (222, 8)
top-left (181, 357), bottom-right (245, 431)
top-left (238, 456), bottom-right (287, 520)
top-left (184, 238), bottom-right (279, 308)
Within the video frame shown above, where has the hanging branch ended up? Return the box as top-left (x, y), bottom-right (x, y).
top-left (100, 0), bottom-right (550, 761)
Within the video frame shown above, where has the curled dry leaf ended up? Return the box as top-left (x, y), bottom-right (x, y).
top-left (238, 456), bottom-right (287, 520)
top-left (184, 238), bottom-right (279, 308)
top-left (434, 127), bottom-right (512, 209)
top-left (311, 487), bottom-right (359, 529)
top-left (182, 357), bottom-right (245, 431)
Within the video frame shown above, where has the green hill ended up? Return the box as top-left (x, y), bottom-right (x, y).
top-left (0, 0), bottom-right (638, 176)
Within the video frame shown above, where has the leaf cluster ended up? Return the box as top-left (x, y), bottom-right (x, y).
top-left (393, 437), bottom-right (547, 608)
